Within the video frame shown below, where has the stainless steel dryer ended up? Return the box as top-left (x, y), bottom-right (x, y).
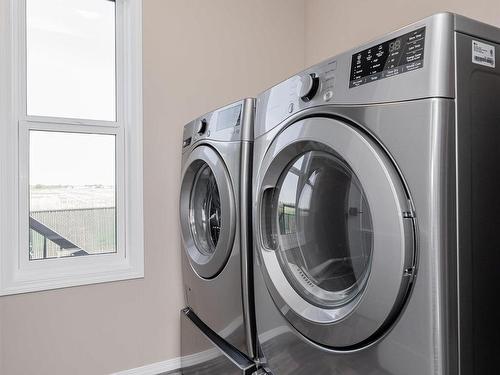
top-left (253, 13), bottom-right (500, 375)
top-left (180, 99), bottom-right (256, 374)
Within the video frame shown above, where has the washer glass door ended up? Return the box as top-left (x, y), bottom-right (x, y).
top-left (190, 164), bottom-right (221, 256)
top-left (180, 145), bottom-right (235, 279)
top-left (273, 150), bottom-right (373, 309)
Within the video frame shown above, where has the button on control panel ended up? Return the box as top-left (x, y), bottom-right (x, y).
top-left (323, 90), bottom-right (333, 102)
top-left (182, 137), bottom-right (192, 148)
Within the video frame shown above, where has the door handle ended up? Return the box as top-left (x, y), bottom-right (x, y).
top-left (260, 187), bottom-right (277, 251)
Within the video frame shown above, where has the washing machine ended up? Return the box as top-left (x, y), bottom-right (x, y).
top-left (179, 99), bottom-right (257, 374)
top-left (252, 13), bottom-right (500, 375)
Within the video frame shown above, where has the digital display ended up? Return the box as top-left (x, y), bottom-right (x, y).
top-left (349, 27), bottom-right (426, 88)
top-left (216, 104), bottom-right (242, 131)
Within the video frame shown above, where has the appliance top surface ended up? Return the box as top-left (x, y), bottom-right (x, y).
top-left (455, 13), bottom-right (500, 45)
top-left (255, 12), bottom-right (500, 138)
top-left (182, 98), bottom-right (255, 152)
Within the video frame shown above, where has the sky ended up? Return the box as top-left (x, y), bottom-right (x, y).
top-left (26, 0), bottom-right (116, 187)
top-left (30, 130), bottom-right (116, 186)
top-left (27, 0), bottom-right (116, 121)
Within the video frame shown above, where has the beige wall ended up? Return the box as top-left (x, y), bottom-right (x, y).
top-left (304, 0), bottom-right (500, 66)
top-left (0, 1), bottom-right (304, 374)
top-left (1, 1), bottom-right (499, 374)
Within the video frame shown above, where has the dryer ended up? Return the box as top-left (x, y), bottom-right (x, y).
top-left (252, 13), bottom-right (500, 375)
top-left (180, 99), bottom-right (256, 374)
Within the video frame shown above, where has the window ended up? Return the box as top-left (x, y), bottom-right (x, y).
top-left (29, 131), bottom-right (117, 260)
top-left (0, 0), bottom-right (143, 295)
top-left (26, 0), bottom-right (116, 120)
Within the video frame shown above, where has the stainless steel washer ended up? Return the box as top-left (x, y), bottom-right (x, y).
top-left (180, 99), bottom-right (256, 374)
top-left (253, 13), bottom-right (500, 375)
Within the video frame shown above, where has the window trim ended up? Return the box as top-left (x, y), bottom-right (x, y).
top-left (0, 0), bottom-right (144, 295)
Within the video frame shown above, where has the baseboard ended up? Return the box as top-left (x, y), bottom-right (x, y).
top-left (112, 357), bottom-right (181, 375)
top-left (179, 346), bottom-right (221, 369)
top-left (113, 316), bottom-right (250, 375)
top-left (112, 347), bottom-right (224, 375)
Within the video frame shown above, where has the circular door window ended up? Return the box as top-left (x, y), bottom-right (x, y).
top-left (256, 116), bottom-right (415, 349)
top-left (189, 164), bottom-right (221, 256)
top-left (180, 145), bottom-right (236, 279)
top-left (273, 150), bottom-right (373, 309)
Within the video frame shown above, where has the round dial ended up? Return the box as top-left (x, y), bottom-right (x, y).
top-left (299, 73), bottom-right (320, 102)
top-left (196, 119), bottom-right (208, 135)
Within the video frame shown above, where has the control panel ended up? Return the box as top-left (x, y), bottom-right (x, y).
top-left (255, 59), bottom-right (338, 136)
top-left (216, 104), bottom-right (242, 130)
top-left (253, 11), bottom-right (460, 140)
top-left (182, 101), bottom-right (252, 149)
top-left (349, 27), bottom-right (426, 88)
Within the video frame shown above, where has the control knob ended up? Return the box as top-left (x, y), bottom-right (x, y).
top-left (196, 118), bottom-right (208, 135)
top-left (299, 73), bottom-right (320, 102)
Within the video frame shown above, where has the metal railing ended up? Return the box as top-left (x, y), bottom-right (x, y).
top-left (29, 207), bottom-right (116, 260)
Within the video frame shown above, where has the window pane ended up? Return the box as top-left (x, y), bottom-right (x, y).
top-left (29, 131), bottom-right (116, 260)
top-left (26, 0), bottom-right (116, 121)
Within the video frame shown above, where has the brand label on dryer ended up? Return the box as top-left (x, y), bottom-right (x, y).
top-left (472, 40), bottom-right (496, 68)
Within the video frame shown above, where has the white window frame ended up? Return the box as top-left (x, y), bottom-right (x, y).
top-left (0, 0), bottom-right (144, 295)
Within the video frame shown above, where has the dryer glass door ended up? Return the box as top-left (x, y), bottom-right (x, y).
top-left (273, 150), bottom-right (373, 309)
top-left (257, 117), bottom-right (415, 349)
top-left (180, 145), bottom-right (235, 279)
